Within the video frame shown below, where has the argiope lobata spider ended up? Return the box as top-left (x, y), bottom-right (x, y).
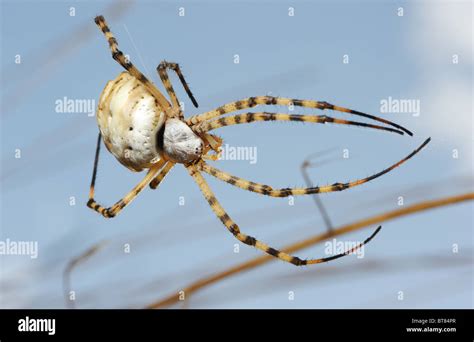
top-left (88, 15), bottom-right (431, 266)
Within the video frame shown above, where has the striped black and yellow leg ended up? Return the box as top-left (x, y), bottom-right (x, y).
top-left (87, 132), bottom-right (165, 218)
top-left (197, 137), bottom-right (431, 197)
top-left (194, 112), bottom-right (406, 136)
top-left (149, 161), bottom-right (175, 189)
top-left (88, 164), bottom-right (162, 218)
top-left (200, 133), bottom-right (223, 160)
top-left (186, 164), bottom-right (382, 266)
top-left (94, 15), bottom-right (171, 111)
top-left (157, 61), bottom-right (198, 113)
top-left (186, 96), bottom-right (412, 136)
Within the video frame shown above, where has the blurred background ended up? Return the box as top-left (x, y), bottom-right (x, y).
top-left (0, 0), bottom-right (472, 308)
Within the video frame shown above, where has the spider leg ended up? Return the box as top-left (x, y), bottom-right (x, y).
top-left (200, 133), bottom-right (223, 159)
top-left (149, 162), bottom-right (175, 189)
top-left (94, 15), bottom-right (171, 112)
top-left (186, 96), bottom-right (412, 136)
top-left (197, 137), bottom-right (430, 197)
top-left (186, 164), bottom-right (382, 266)
top-left (194, 112), bottom-right (406, 135)
top-left (88, 165), bottom-right (162, 218)
top-left (87, 132), bottom-right (164, 218)
top-left (157, 61), bottom-right (199, 112)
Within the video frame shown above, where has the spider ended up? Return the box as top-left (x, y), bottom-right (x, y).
top-left (87, 15), bottom-right (431, 266)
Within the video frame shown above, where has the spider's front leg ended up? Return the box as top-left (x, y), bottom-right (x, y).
top-left (194, 112), bottom-right (406, 136)
top-left (186, 164), bottom-right (382, 266)
top-left (157, 61), bottom-right (198, 119)
top-left (186, 95), bottom-right (412, 136)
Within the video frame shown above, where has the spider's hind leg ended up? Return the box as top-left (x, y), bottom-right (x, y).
top-left (87, 133), bottom-right (165, 218)
top-left (88, 164), bottom-right (162, 218)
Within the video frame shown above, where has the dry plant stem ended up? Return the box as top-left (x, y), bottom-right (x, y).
top-left (146, 192), bottom-right (474, 309)
top-left (63, 241), bottom-right (107, 309)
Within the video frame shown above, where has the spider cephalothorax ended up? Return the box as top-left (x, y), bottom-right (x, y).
top-left (88, 15), bottom-right (430, 266)
top-left (158, 118), bottom-right (205, 164)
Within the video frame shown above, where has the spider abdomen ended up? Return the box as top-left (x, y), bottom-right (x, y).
top-left (97, 72), bottom-right (165, 171)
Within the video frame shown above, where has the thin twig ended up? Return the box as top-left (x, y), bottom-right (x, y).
top-left (63, 240), bottom-right (108, 309)
top-left (301, 160), bottom-right (334, 231)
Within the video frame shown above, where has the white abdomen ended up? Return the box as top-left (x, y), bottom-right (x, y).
top-left (96, 72), bottom-right (166, 171)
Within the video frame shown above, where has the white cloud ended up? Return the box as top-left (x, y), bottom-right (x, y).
top-left (408, 2), bottom-right (472, 152)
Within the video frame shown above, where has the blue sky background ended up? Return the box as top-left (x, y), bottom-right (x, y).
top-left (1, 0), bottom-right (472, 308)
